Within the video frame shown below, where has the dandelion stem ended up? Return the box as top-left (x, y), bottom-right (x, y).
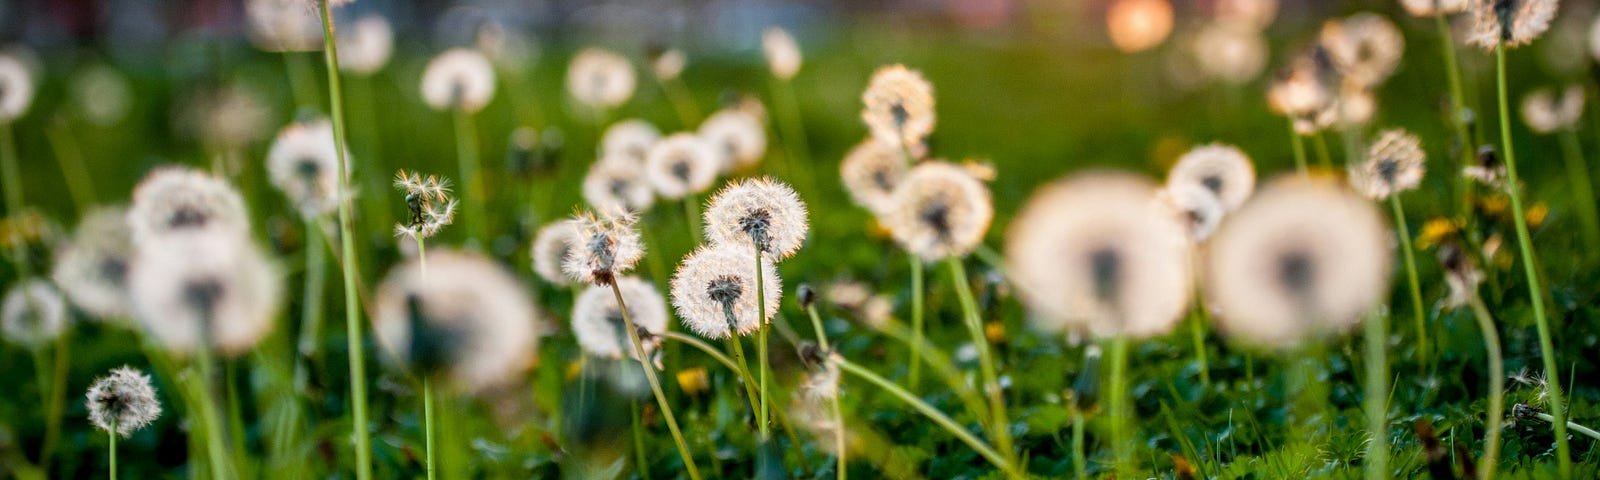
top-left (298, 218), bottom-right (328, 360)
top-left (1466, 293), bottom-right (1504, 480)
top-left (805, 302), bottom-right (848, 480)
top-left (721, 311), bottom-right (763, 429)
top-left (316, 4), bottom-right (374, 478)
top-left (424, 378), bottom-right (436, 480)
top-left (1071, 411), bottom-right (1086, 479)
top-left (1496, 45), bottom-right (1570, 478)
top-left (908, 255), bottom-right (925, 389)
top-left (1312, 130), bottom-right (1333, 170)
top-left (870, 316), bottom-right (990, 425)
top-left (805, 300), bottom-right (831, 351)
top-left (1105, 335), bottom-right (1133, 478)
top-left (1189, 305), bottom-right (1210, 385)
top-left (831, 355), bottom-right (1019, 477)
top-left (660, 331), bottom-right (742, 374)
top-left (453, 109), bottom-right (485, 243)
top-left (946, 258), bottom-right (1015, 469)
top-left (1435, 14), bottom-right (1475, 221)
top-left (1556, 129), bottom-right (1600, 252)
top-left (39, 329), bottom-right (70, 475)
top-left (755, 248), bottom-right (772, 441)
top-left (1362, 310), bottom-right (1389, 480)
top-left (611, 281), bottom-right (703, 480)
top-left (771, 76), bottom-right (814, 193)
top-left (193, 345), bottom-right (236, 480)
top-left (1530, 412), bottom-right (1600, 442)
top-left (684, 195), bottom-right (702, 240)
top-left (1288, 119), bottom-right (1309, 178)
top-left (1389, 194), bottom-right (1428, 365)
top-left (108, 423), bottom-right (117, 480)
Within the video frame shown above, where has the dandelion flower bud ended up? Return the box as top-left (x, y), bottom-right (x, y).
top-left (670, 245), bottom-right (782, 339)
top-left (531, 219), bottom-right (582, 285)
top-left (572, 276), bottom-right (668, 361)
top-left (0, 53), bottom-right (34, 121)
top-left (130, 231), bottom-right (283, 357)
top-left (566, 48), bottom-right (636, 110)
top-left (885, 162), bottom-right (993, 262)
top-left (651, 48), bottom-right (686, 81)
top-left (1166, 143), bottom-right (1256, 211)
top-left (1350, 129), bottom-right (1426, 200)
top-left (85, 366), bottom-right (162, 437)
top-left (392, 170), bottom-right (457, 241)
top-left (1006, 172), bottom-right (1193, 339)
top-left (797, 284), bottom-right (817, 310)
top-left (601, 119), bottom-right (661, 163)
top-left (266, 119), bottom-right (350, 218)
top-left (563, 210), bottom-right (645, 286)
top-left (244, 0), bottom-right (321, 52)
top-left (1468, 0), bottom-right (1557, 50)
top-left (337, 15), bottom-right (394, 75)
top-left (1320, 13), bottom-right (1404, 88)
top-left (861, 65), bottom-right (936, 150)
top-left (704, 178), bottom-right (809, 261)
top-left (582, 155), bottom-right (656, 213)
top-left (374, 249), bottom-right (540, 394)
top-left (421, 48), bottom-right (497, 113)
top-left (1401, 0), bottom-right (1468, 17)
top-left (52, 207), bottom-right (136, 320)
top-left (699, 109), bottom-right (768, 172)
top-left (1520, 84), bottom-right (1585, 134)
top-left (127, 167), bottom-right (250, 247)
top-left (763, 27), bottom-right (802, 79)
top-left (2, 279), bottom-right (68, 349)
top-left (839, 139), bottom-right (910, 214)
top-left (1106, 0), bottom-right (1175, 53)
top-left (1191, 21), bottom-right (1268, 86)
top-left (1205, 175), bottom-right (1392, 349)
top-left (644, 133), bottom-right (719, 199)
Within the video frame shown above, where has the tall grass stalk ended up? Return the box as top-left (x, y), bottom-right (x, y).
top-left (907, 256), bottom-right (925, 389)
top-left (771, 76), bottom-right (815, 193)
top-left (1389, 195), bottom-right (1428, 365)
top-left (1494, 45), bottom-right (1569, 477)
top-left (1189, 300), bottom-right (1211, 385)
top-left (1362, 311), bottom-right (1388, 480)
top-left (453, 110), bottom-right (485, 242)
top-left (630, 401), bottom-right (652, 478)
top-left (297, 219), bottom-right (328, 359)
top-left (805, 300), bottom-right (848, 480)
top-left (1432, 14), bottom-right (1475, 220)
top-left (1466, 293), bottom-right (1504, 479)
top-left (946, 258), bottom-right (1015, 468)
top-left (283, 52), bottom-right (321, 109)
top-left (1556, 129), bottom-right (1600, 251)
top-left (611, 281), bottom-right (703, 480)
top-left (831, 355), bottom-right (1020, 477)
top-left (316, 4), bottom-right (373, 478)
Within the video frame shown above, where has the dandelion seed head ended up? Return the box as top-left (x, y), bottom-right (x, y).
top-left (704, 178), bottom-right (809, 261)
top-left (861, 65), bottom-right (936, 150)
top-left (885, 162), bottom-right (993, 262)
top-left (799, 357), bottom-right (841, 401)
top-left (562, 210), bottom-right (645, 286)
top-left (1, 279), bottom-right (68, 349)
top-left (244, 0), bottom-right (321, 52)
top-left (670, 245), bottom-right (782, 340)
top-left (337, 15), bottom-right (394, 75)
top-left (392, 170), bottom-right (457, 241)
top-left (189, 85), bottom-right (272, 151)
top-left (0, 53), bottom-right (33, 121)
top-left (1520, 84), bottom-right (1585, 134)
top-left (1215, 0), bottom-right (1278, 30)
top-left (531, 219), bottom-right (582, 285)
top-left (130, 231), bottom-right (282, 357)
top-left (1401, 0), bottom-right (1469, 16)
top-left (1166, 143), bottom-right (1256, 211)
top-left (86, 366), bottom-right (162, 438)
top-left (1106, 0), bottom-right (1175, 53)
top-left (1350, 129), bottom-right (1426, 200)
top-left (267, 118), bottom-right (349, 218)
top-left (1191, 21), bottom-right (1268, 86)
top-left (840, 139), bottom-right (911, 214)
top-left (373, 249), bottom-right (540, 394)
top-left (421, 48), bottom-right (497, 113)
top-left (1267, 52), bottom-right (1338, 133)
top-left (70, 63), bottom-right (132, 127)
top-left (128, 167), bottom-right (250, 247)
top-left (763, 27), bottom-right (803, 79)
top-left (1339, 82), bottom-right (1378, 126)
top-left (51, 207), bottom-right (137, 320)
top-left (699, 109), bottom-right (768, 172)
top-left (1320, 13), bottom-right (1404, 88)
top-left (582, 155), bottom-right (656, 213)
top-left (572, 276), bottom-right (668, 360)
top-left (644, 132), bottom-right (719, 199)
top-left (567, 48), bottom-right (636, 110)
top-left (1159, 182), bottom-right (1226, 242)
top-left (1468, 0), bottom-right (1558, 50)
top-left (601, 119), bottom-right (660, 163)
top-left (1006, 172), bottom-right (1193, 339)
top-left (475, 20), bottom-right (539, 72)
top-left (651, 48), bottom-right (686, 80)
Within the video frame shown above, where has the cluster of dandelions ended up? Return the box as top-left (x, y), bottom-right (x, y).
top-left (578, 105), bottom-right (765, 214)
top-left (393, 169), bottom-right (458, 241)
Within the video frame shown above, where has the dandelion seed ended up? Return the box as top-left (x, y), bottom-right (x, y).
top-left (861, 65), bottom-right (936, 150)
top-left (1350, 129), bottom-right (1426, 200)
top-left (531, 219), bottom-right (582, 286)
top-left (601, 119), bottom-right (661, 163)
top-left (0, 53), bottom-right (33, 122)
top-left (669, 245), bottom-right (782, 339)
top-left (1401, 0), bottom-right (1469, 17)
top-left (421, 48), bottom-right (497, 113)
top-left (885, 162), bottom-right (992, 262)
top-left (1166, 143), bottom-right (1256, 211)
top-left (644, 133), bottom-right (719, 199)
top-left (1468, 0), bottom-right (1558, 50)
top-left (840, 139), bottom-right (911, 214)
top-left (651, 48), bottom-right (687, 81)
top-left (127, 167), bottom-right (250, 247)
top-left (1320, 13), bottom-right (1404, 88)
top-left (267, 119), bottom-right (349, 218)
top-left (582, 155), bottom-right (656, 213)
top-left (1191, 21), bottom-right (1268, 86)
top-left (703, 177), bottom-right (809, 261)
top-left (85, 366), bottom-right (162, 438)
top-left (1520, 84), bottom-right (1585, 134)
top-left (566, 48), bottom-right (636, 110)
top-left (572, 276), bottom-right (668, 361)
top-left (337, 15), bottom-right (394, 75)
top-left (1, 279), bottom-right (68, 349)
top-left (129, 231), bottom-right (282, 357)
top-left (763, 27), bottom-right (803, 80)
top-left (699, 109), bottom-right (768, 172)
top-left (373, 249), bottom-right (540, 394)
top-left (563, 210), bottom-right (645, 286)
top-left (1106, 0), bottom-right (1175, 53)
top-left (244, 0), bottom-right (321, 52)
top-left (51, 207), bottom-right (136, 320)
top-left (392, 170), bottom-right (457, 241)
top-left (1204, 175), bottom-right (1392, 349)
top-left (1006, 172), bottom-right (1193, 339)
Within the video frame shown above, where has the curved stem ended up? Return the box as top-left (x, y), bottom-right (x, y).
top-left (1389, 194), bottom-right (1428, 366)
top-left (946, 258), bottom-right (1015, 467)
top-left (806, 303), bottom-right (848, 479)
top-left (424, 378), bottom-right (436, 480)
top-left (612, 282), bottom-right (703, 480)
top-left (872, 316), bottom-right (990, 426)
top-left (1466, 294), bottom-right (1504, 480)
top-left (1363, 311), bottom-right (1389, 480)
top-left (832, 356), bottom-right (1019, 477)
top-left (1071, 411), bottom-right (1086, 479)
top-left (908, 256), bottom-right (925, 389)
top-left (1531, 413), bottom-right (1600, 442)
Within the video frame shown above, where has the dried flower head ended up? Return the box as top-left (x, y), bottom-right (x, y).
top-left (651, 48), bottom-right (686, 80)
top-left (1, 279), bottom-right (68, 349)
top-left (861, 65), bottom-right (936, 150)
top-left (1160, 183), bottom-right (1227, 242)
top-left (1402, 0), bottom-right (1469, 17)
top-left (567, 48), bottom-right (636, 110)
top-left (601, 119), bottom-right (661, 163)
top-left (337, 15), bottom-right (394, 75)
top-left (572, 276), bottom-right (668, 361)
top-left (127, 167), bottom-right (250, 247)
top-left (85, 366), bottom-right (162, 437)
top-left (129, 231), bottom-right (282, 357)
top-left (1006, 172), bottom-right (1193, 339)
top-left (245, 0), bottom-right (320, 52)
top-left (421, 48), bottom-right (497, 113)
top-left (393, 170), bottom-right (457, 241)
top-left (1350, 129), bottom-right (1427, 200)
top-left (1106, 0), bottom-right (1176, 53)
top-left (0, 53), bottom-right (35, 122)
top-left (699, 109), bottom-right (768, 172)
top-left (1468, 0), bottom-right (1558, 50)
top-left (1167, 143), bottom-right (1256, 211)
top-left (704, 177), bottom-right (809, 261)
top-left (885, 162), bottom-right (993, 261)
top-left (267, 119), bottom-right (349, 218)
top-left (670, 245), bottom-right (783, 339)
top-left (51, 207), bottom-right (136, 320)
top-left (373, 249), bottom-right (540, 394)
top-left (1520, 84), bottom-right (1585, 134)
top-left (531, 219), bottom-right (582, 285)
top-left (582, 155), bottom-right (656, 212)
top-left (645, 133), bottom-right (719, 199)
top-left (1204, 175), bottom-right (1392, 349)
top-left (563, 210), bottom-right (645, 286)
top-left (840, 139), bottom-right (910, 214)
top-left (799, 355), bottom-right (841, 401)
top-left (1320, 13), bottom-right (1405, 88)
top-left (1192, 21), bottom-right (1269, 85)
top-left (763, 27), bottom-right (803, 79)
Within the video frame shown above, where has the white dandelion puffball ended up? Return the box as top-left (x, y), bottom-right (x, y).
top-left (1192, 21), bottom-right (1268, 86)
top-left (1349, 129), bottom-right (1426, 200)
top-left (71, 64), bottom-right (131, 127)
top-left (763, 27), bottom-right (802, 80)
top-left (670, 245), bottom-right (783, 340)
top-left (1160, 183), bottom-right (1227, 242)
top-left (266, 119), bottom-right (349, 218)
top-left (699, 108), bottom-right (768, 172)
top-left (2, 279), bottom-right (69, 349)
top-left (0, 53), bottom-right (35, 122)
top-left (1402, 0), bottom-right (1468, 17)
top-left (1320, 13), bottom-right (1404, 88)
top-left (562, 210), bottom-right (645, 285)
top-left (1006, 172), bottom-right (1193, 339)
top-left (885, 162), bottom-right (994, 262)
top-left (1205, 175), bottom-right (1392, 349)
top-left (52, 207), bottom-right (137, 320)
top-left (644, 133), bottom-right (720, 199)
top-left (703, 178), bottom-right (810, 261)
top-left (567, 48), bottom-right (636, 110)
top-left (1215, 0), bottom-right (1278, 30)
top-left (572, 276), bottom-right (669, 360)
top-left (194, 85), bottom-right (271, 151)
top-left (840, 139), bottom-right (910, 214)
top-left (338, 15), bottom-right (394, 75)
top-left (129, 231), bottom-right (283, 358)
top-left (652, 48), bottom-right (686, 80)
top-left (861, 65), bottom-right (936, 149)
top-left (127, 167), bottom-right (250, 247)
top-left (1521, 84), bottom-right (1585, 134)
top-left (421, 48), bottom-right (497, 113)
top-left (86, 366), bottom-right (162, 437)
top-left (602, 119), bottom-right (662, 163)
top-left (1467, 0), bottom-right (1557, 50)
top-left (373, 249), bottom-right (540, 394)
top-left (583, 154), bottom-right (656, 213)
top-left (1339, 82), bottom-right (1378, 127)
top-left (245, 0), bottom-right (321, 52)
top-left (475, 20), bottom-right (540, 72)
top-left (531, 219), bottom-right (582, 286)
top-left (1166, 143), bottom-right (1256, 211)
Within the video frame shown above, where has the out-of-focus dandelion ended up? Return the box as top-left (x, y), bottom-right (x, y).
top-left (1106, 0), bottom-right (1175, 53)
top-left (421, 48), bottom-right (497, 113)
top-left (1320, 13), bottom-right (1404, 88)
top-left (644, 133), bottom-right (719, 200)
top-left (567, 48), bottom-right (636, 112)
top-left (392, 170), bottom-right (457, 243)
top-left (129, 231), bottom-right (282, 357)
top-left (763, 27), bottom-right (802, 80)
top-left (703, 177), bottom-right (809, 261)
top-left (1160, 183), bottom-right (1226, 242)
top-left (86, 365), bottom-right (162, 479)
top-left (187, 85), bottom-right (271, 155)
top-left (572, 276), bottom-right (668, 362)
top-left (601, 119), bottom-right (661, 163)
top-left (1, 279), bottom-right (68, 349)
top-left (1350, 129), bottom-right (1426, 200)
top-left (337, 15), bottom-right (394, 75)
top-left (1401, 0), bottom-right (1468, 17)
top-left (582, 155), bottom-right (656, 213)
top-left (670, 245), bottom-right (782, 340)
top-left (0, 53), bottom-right (34, 122)
top-left (699, 109), bottom-right (768, 173)
top-left (475, 20), bottom-right (539, 73)
top-left (267, 119), bottom-right (349, 218)
top-left (1166, 144), bottom-right (1256, 211)
top-left (1467, 0), bottom-right (1557, 50)
top-left (1338, 82), bottom-right (1377, 126)
top-left (245, 0), bottom-right (321, 52)
top-left (563, 209), bottom-right (644, 286)
top-left (1268, 53), bottom-right (1338, 137)
top-left (69, 64), bottom-right (131, 127)
top-left (1435, 239), bottom-right (1506, 473)
top-left (531, 219), bottom-right (581, 286)
top-left (1215, 0), bottom-right (1277, 29)
top-left (1191, 22), bottom-right (1268, 86)
top-left (1464, 145), bottom-right (1506, 187)
top-left (840, 139), bottom-right (910, 214)
top-left (651, 48), bottom-right (686, 81)
top-left (51, 207), bottom-right (136, 320)
top-left (885, 162), bottom-right (993, 262)
top-left (127, 167), bottom-right (250, 247)
top-left (861, 65), bottom-right (936, 150)
top-left (1523, 85), bottom-right (1600, 249)
top-left (1520, 84), bottom-right (1585, 133)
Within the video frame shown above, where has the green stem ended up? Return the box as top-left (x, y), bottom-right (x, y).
top-left (108, 427), bottom-right (117, 480)
top-left (194, 346), bottom-right (236, 479)
top-left (1312, 130), bottom-right (1333, 170)
top-left (946, 258), bottom-right (1015, 466)
top-left (40, 330), bottom-right (70, 474)
top-left (1531, 413), bottom-right (1600, 442)
top-left (684, 196), bottom-right (702, 239)
top-left (1363, 311), bottom-right (1389, 480)
top-left (755, 247), bottom-right (771, 440)
top-left (1106, 336), bottom-right (1133, 478)
top-left (722, 327), bottom-right (763, 430)
top-left (1071, 411), bottom-right (1086, 479)
top-left (1389, 194), bottom-right (1428, 366)
top-left (1189, 305), bottom-right (1210, 385)
top-left (1466, 294), bottom-right (1504, 480)
top-left (453, 110), bottom-right (485, 242)
top-left (355, 75), bottom-right (392, 235)
top-left (806, 302), bottom-right (848, 479)
top-left (662, 77), bottom-right (702, 128)
top-left (631, 401), bottom-right (652, 478)
top-left (317, 5), bottom-right (373, 479)
top-left (43, 121), bottom-right (96, 211)
top-left (1436, 14), bottom-right (1476, 221)
top-left (805, 303), bottom-right (830, 351)
top-left (424, 378), bottom-right (436, 480)
top-left (771, 77), bottom-right (814, 193)
top-left (1556, 129), bottom-right (1600, 251)
top-left (1288, 119), bottom-right (1309, 178)
top-left (298, 218), bottom-right (327, 359)
top-left (284, 52), bottom-right (321, 109)
top-left (660, 331), bottom-right (742, 374)
top-left (832, 356), bottom-right (1019, 477)
top-left (612, 281), bottom-right (703, 480)
top-left (908, 255), bottom-right (925, 389)
top-left (872, 316), bottom-right (990, 426)
top-left (1496, 45), bottom-right (1569, 478)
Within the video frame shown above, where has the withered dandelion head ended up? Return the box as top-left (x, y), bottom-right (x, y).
top-left (840, 139), bottom-right (911, 214)
top-left (699, 109), bottom-right (768, 172)
top-left (1468, 0), bottom-right (1558, 50)
top-left (1350, 129), bottom-right (1426, 200)
top-left (644, 133), bottom-right (719, 199)
top-left (1, 279), bottom-right (68, 349)
top-left (763, 27), bottom-right (803, 79)
top-left (704, 177), bottom-right (809, 261)
top-left (51, 207), bottom-right (136, 320)
top-left (567, 48), bottom-right (636, 110)
top-left (1192, 22), bottom-right (1269, 86)
top-left (1160, 183), bottom-right (1227, 242)
top-left (130, 232), bottom-right (282, 358)
top-left (337, 15), bottom-right (394, 75)
top-left (128, 167), bottom-right (250, 247)
top-left (563, 209), bottom-right (645, 286)
top-left (583, 155), bottom-right (656, 212)
top-left (669, 245), bottom-right (782, 340)
top-left (572, 276), bottom-right (668, 361)
top-left (886, 162), bottom-right (993, 262)
top-left (861, 65), bottom-right (936, 150)
top-left (1320, 13), bottom-right (1404, 88)
top-left (0, 53), bottom-right (35, 121)
top-left (1204, 175), bottom-right (1392, 349)
top-left (531, 219), bottom-right (582, 286)
top-left (1106, 0), bottom-right (1175, 53)
top-left (1166, 143), bottom-right (1256, 211)
top-left (421, 48), bottom-right (497, 113)
top-left (266, 118), bottom-right (349, 218)
top-left (1402, 0), bottom-right (1469, 16)
top-left (85, 366), bottom-right (162, 438)
top-left (392, 170), bottom-right (457, 241)
top-left (601, 119), bottom-right (660, 163)
top-left (1006, 172), bottom-right (1193, 339)
top-left (373, 249), bottom-right (540, 394)
top-left (1520, 84), bottom-right (1585, 134)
